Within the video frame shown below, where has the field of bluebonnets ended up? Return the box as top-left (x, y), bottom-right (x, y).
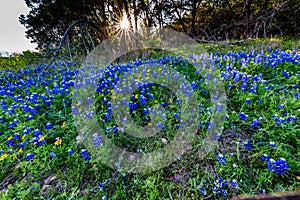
top-left (0, 41), bottom-right (299, 199)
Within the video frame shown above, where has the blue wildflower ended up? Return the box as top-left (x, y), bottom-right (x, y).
top-left (6, 138), bottom-right (15, 148)
top-left (217, 154), bottom-right (227, 166)
top-left (266, 158), bottom-right (289, 174)
top-left (98, 183), bottom-right (105, 190)
top-left (259, 189), bottom-right (266, 194)
top-left (200, 187), bottom-right (206, 196)
top-left (239, 112), bottom-right (248, 120)
top-left (268, 141), bottom-right (277, 148)
top-left (50, 152), bottom-right (57, 158)
top-left (67, 149), bottom-right (75, 155)
top-left (261, 154), bottom-right (270, 161)
top-left (245, 99), bottom-right (251, 104)
top-left (231, 179), bottom-right (238, 188)
top-left (14, 133), bottom-right (21, 140)
top-left (243, 140), bottom-right (253, 150)
top-left (26, 153), bottom-right (34, 161)
top-left (93, 134), bottom-right (103, 147)
top-left (81, 149), bottom-right (91, 161)
top-left (251, 119), bottom-right (260, 129)
top-left (45, 123), bottom-right (53, 130)
top-left (294, 92), bottom-right (299, 100)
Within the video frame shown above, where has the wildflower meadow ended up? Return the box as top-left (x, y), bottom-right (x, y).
top-left (0, 43), bottom-right (299, 199)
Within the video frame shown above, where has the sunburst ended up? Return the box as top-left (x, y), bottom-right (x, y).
top-left (112, 10), bottom-right (139, 52)
top-left (120, 12), bottom-right (130, 30)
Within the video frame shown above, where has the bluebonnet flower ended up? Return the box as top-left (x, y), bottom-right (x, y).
top-left (18, 142), bottom-right (25, 148)
top-left (268, 141), bottom-right (277, 148)
top-left (207, 121), bottom-right (215, 133)
top-left (215, 103), bottom-right (223, 112)
top-left (207, 73), bottom-right (213, 80)
top-left (217, 154), bottom-right (227, 166)
top-left (25, 114), bottom-right (34, 120)
top-left (261, 154), bottom-right (270, 161)
top-left (268, 46), bottom-right (272, 51)
top-left (234, 73), bottom-right (241, 82)
top-left (282, 70), bottom-right (290, 79)
top-left (143, 108), bottom-right (149, 115)
top-left (8, 108), bottom-right (15, 116)
top-left (87, 97), bottom-right (93, 105)
top-left (147, 93), bottom-right (154, 99)
top-left (213, 177), bottom-right (228, 197)
top-left (200, 187), bottom-right (206, 195)
top-left (14, 133), bottom-right (21, 140)
top-left (245, 99), bottom-right (251, 104)
top-left (185, 90), bottom-right (193, 97)
top-left (104, 112), bottom-right (111, 120)
top-left (249, 84), bottom-right (258, 93)
top-left (93, 134), bottom-right (103, 147)
top-left (33, 129), bottom-right (43, 137)
top-left (173, 112), bottom-right (179, 120)
top-left (243, 140), bottom-right (253, 150)
top-left (156, 122), bottom-right (163, 129)
top-left (275, 117), bottom-right (286, 128)
top-left (1, 100), bottom-right (7, 110)
top-left (139, 95), bottom-right (147, 106)
top-left (251, 119), bottom-right (260, 129)
top-left (0, 117), bottom-right (5, 124)
top-left (129, 101), bottom-right (138, 111)
top-left (9, 119), bottom-right (18, 129)
top-left (81, 149), bottom-right (91, 161)
top-left (29, 107), bottom-right (38, 115)
top-left (287, 116), bottom-right (297, 123)
top-left (278, 104), bottom-right (285, 109)
top-left (239, 112), bottom-right (248, 120)
top-left (50, 152), bottom-right (57, 158)
top-left (294, 92), bottom-right (299, 100)
top-left (6, 137), bottom-right (15, 147)
top-left (259, 189), bottom-right (266, 194)
top-left (34, 104), bottom-right (40, 111)
top-left (162, 113), bottom-right (167, 121)
top-left (161, 102), bottom-right (168, 108)
top-left (32, 135), bottom-right (46, 146)
top-left (231, 179), bottom-right (238, 188)
top-left (23, 127), bottom-right (32, 135)
top-left (266, 158), bottom-right (289, 174)
top-left (67, 149), bottom-right (75, 155)
top-left (98, 183), bottom-right (105, 190)
top-left (71, 106), bottom-right (78, 115)
top-left (45, 123), bottom-right (53, 130)
top-left (191, 81), bottom-right (198, 90)
top-left (26, 153), bottom-right (34, 161)
top-left (211, 132), bottom-right (221, 140)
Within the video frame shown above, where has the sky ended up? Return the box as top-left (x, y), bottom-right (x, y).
top-left (0, 0), bottom-right (37, 53)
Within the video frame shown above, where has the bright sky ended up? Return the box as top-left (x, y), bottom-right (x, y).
top-left (0, 0), bottom-right (37, 53)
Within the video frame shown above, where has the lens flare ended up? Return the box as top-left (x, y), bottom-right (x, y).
top-left (120, 13), bottom-right (130, 30)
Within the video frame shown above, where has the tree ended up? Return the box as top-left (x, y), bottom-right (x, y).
top-left (20, 0), bottom-right (114, 49)
top-left (20, 0), bottom-right (300, 50)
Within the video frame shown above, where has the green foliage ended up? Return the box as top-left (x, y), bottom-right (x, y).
top-left (0, 51), bottom-right (41, 71)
